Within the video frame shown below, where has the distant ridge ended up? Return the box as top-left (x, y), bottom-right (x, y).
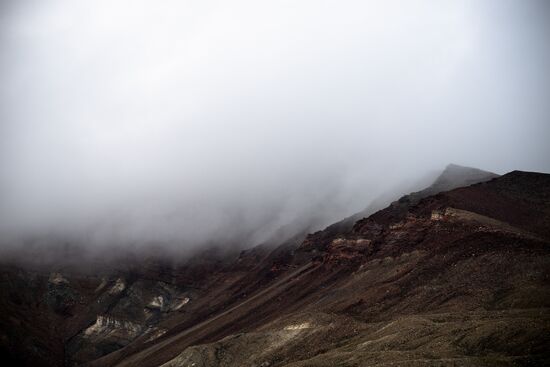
top-left (415, 163), bottom-right (499, 199)
top-left (316, 164), bottom-right (499, 238)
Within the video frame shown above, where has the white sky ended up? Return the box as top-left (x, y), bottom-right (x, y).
top-left (1, 0), bottom-right (549, 247)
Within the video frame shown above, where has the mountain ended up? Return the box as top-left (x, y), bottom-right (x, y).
top-left (1, 166), bottom-right (549, 367)
top-left (303, 164), bottom-right (499, 247)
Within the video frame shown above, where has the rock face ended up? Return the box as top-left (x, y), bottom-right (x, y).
top-left (303, 163), bottom-right (499, 250)
top-left (1, 167), bottom-right (549, 366)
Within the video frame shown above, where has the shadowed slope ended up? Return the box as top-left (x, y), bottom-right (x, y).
top-left (1, 168), bottom-right (548, 367)
top-left (106, 170), bottom-right (549, 367)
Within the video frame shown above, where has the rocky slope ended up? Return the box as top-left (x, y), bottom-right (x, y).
top-left (1, 166), bottom-right (548, 366)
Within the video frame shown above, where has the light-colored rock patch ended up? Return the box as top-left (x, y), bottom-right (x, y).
top-left (173, 297), bottom-right (190, 310)
top-left (84, 315), bottom-right (142, 339)
top-left (431, 210), bottom-right (445, 221)
top-left (109, 278), bottom-right (126, 295)
top-left (49, 272), bottom-right (69, 285)
top-left (145, 328), bottom-right (167, 342)
top-left (95, 278), bottom-right (108, 293)
top-left (149, 295), bottom-right (165, 309)
top-left (284, 322), bottom-right (311, 330)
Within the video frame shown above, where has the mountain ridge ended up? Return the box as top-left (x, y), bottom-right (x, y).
top-left (0, 166), bottom-right (548, 367)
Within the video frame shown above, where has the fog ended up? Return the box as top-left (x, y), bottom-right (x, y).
top-left (1, 1), bottom-right (549, 251)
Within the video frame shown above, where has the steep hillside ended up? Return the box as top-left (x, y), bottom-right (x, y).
top-left (0, 168), bottom-right (548, 367)
top-left (108, 170), bottom-right (549, 367)
top-left (302, 164), bottom-right (499, 249)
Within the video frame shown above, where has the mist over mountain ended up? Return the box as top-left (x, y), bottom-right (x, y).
top-left (1, 165), bottom-right (549, 366)
top-left (1, 0), bottom-right (550, 251)
top-left (1, 4), bottom-right (550, 365)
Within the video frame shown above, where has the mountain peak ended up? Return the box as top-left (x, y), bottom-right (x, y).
top-left (431, 163), bottom-right (499, 192)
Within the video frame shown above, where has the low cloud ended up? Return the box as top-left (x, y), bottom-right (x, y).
top-left (0, 0), bottom-right (549, 251)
